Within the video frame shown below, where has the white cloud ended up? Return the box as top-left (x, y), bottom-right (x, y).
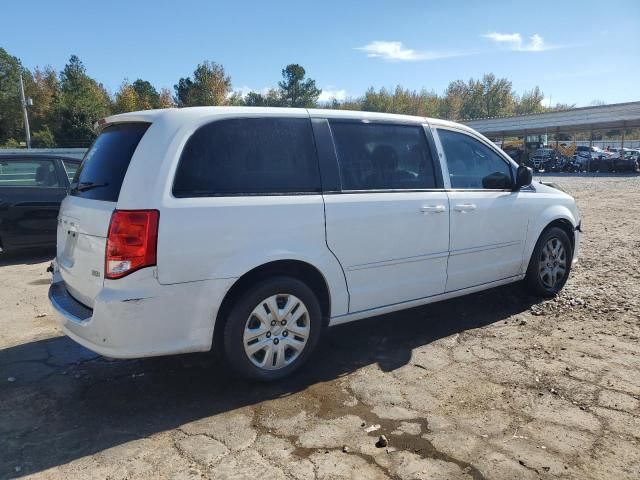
top-left (232, 86), bottom-right (272, 98)
top-left (355, 41), bottom-right (462, 62)
top-left (482, 32), bottom-right (549, 52)
top-left (318, 88), bottom-right (347, 103)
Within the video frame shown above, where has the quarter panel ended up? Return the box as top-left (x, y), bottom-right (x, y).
top-left (156, 195), bottom-right (349, 316)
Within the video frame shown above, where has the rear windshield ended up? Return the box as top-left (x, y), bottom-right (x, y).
top-left (71, 123), bottom-right (150, 201)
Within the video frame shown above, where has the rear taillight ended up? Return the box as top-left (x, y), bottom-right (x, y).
top-left (105, 210), bottom-right (159, 279)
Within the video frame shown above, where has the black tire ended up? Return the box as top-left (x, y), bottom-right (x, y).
top-left (525, 226), bottom-right (573, 297)
top-left (222, 276), bottom-right (323, 382)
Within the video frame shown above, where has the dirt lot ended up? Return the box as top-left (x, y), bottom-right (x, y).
top-left (1, 174), bottom-right (639, 480)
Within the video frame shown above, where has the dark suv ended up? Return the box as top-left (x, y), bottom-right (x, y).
top-left (0, 154), bottom-right (80, 253)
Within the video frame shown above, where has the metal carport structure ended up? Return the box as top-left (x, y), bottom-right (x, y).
top-left (462, 101), bottom-right (640, 149)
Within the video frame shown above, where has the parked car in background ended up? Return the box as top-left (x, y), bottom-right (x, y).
top-left (607, 147), bottom-right (622, 159)
top-left (614, 149), bottom-right (640, 172)
top-left (48, 107), bottom-right (581, 381)
top-left (0, 155), bottom-right (79, 253)
top-left (529, 148), bottom-right (563, 171)
top-left (574, 146), bottom-right (612, 172)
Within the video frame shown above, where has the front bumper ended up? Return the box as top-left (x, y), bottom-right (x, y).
top-left (48, 265), bottom-right (236, 359)
top-left (572, 222), bottom-right (581, 265)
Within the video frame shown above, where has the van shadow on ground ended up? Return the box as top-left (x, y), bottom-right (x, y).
top-left (0, 247), bottom-right (55, 267)
top-left (0, 280), bottom-right (538, 479)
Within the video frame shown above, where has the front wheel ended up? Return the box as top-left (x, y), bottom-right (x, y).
top-left (525, 227), bottom-right (573, 297)
top-left (222, 276), bottom-right (323, 381)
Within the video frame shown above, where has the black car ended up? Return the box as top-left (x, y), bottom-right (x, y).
top-left (0, 154), bottom-right (80, 253)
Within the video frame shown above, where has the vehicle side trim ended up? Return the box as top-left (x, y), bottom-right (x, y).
top-left (449, 240), bottom-right (521, 257)
top-left (329, 274), bottom-right (525, 326)
top-left (347, 251), bottom-right (449, 271)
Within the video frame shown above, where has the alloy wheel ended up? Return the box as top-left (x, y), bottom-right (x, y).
top-left (538, 237), bottom-right (567, 289)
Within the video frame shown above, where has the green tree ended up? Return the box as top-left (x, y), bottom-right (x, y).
top-left (157, 88), bottom-right (174, 108)
top-left (359, 86), bottom-right (439, 117)
top-left (24, 66), bottom-right (60, 133)
top-left (113, 80), bottom-right (139, 113)
top-left (440, 80), bottom-right (466, 120)
top-left (31, 126), bottom-right (56, 147)
top-left (440, 74), bottom-right (516, 120)
top-left (55, 55), bottom-right (111, 146)
top-left (174, 61), bottom-right (232, 107)
top-left (0, 47), bottom-right (25, 145)
top-left (240, 88), bottom-right (284, 107)
top-left (516, 86), bottom-right (545, 115)
top-left (131, 79), bottom-right (160, 109)
top-left (480, 74), bottom-right (514, 118)
top-left (277, 64), bottom-right (321, 107)
top-left (114, 78), bottom-right (167, 113)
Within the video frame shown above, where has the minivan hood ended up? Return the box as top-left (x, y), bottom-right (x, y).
top-left (532, 180), bottom-right (571, 196)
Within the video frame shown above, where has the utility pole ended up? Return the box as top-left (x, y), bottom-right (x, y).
top-left (19, 74), bottom-right (32, 149)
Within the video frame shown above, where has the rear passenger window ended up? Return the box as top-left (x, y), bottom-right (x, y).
top-left (173, 117), bottom-right (320, 196)
top-left (438, 129), bottom-right (513, 189)
top-left (329, 122), bottom-right (437, 190)
top-left (0, 159), bottom-right (61, 187)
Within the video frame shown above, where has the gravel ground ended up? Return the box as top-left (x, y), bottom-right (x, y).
top-left (1, 174), bottom-right (639, 480)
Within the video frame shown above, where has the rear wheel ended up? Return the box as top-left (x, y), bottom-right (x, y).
top-left (222, 276), bottom-right (322, 381)
top-left (525, 227), bottom-right (572, 297)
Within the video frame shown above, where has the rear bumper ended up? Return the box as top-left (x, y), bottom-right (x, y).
top-left (48, 267), bottom-right (236, 359)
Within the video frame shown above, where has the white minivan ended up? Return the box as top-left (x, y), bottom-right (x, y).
top-left (49, 107), bottom-right (581, 381)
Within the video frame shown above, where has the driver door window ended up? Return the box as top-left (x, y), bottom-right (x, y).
top-left (438, 129), bottom-right (512, 189)
top-left (437, 128), bottom-right (528, 292)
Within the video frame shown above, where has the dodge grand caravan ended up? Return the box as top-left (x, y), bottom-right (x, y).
top-left (49, 107), bottom-right (581, 381)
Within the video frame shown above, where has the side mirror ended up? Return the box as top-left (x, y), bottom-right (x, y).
top-left (515, 165), bottom-right (533, 189)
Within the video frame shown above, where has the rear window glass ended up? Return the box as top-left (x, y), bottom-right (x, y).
top-left (172, 117), bottom-right (320, 197)
top-left (71, 123), bottom-right (150, 201)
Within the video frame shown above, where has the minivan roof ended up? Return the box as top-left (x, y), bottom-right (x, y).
top-left (100, 106), bottom-right (476, 134)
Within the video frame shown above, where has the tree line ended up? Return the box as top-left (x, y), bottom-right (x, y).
top-left (1, 47), bottom-right (572, 148)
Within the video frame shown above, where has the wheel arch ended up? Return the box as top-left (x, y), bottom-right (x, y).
top-left (543, 218), bottom-right (576, 252)
top-left (523, 206), bottom-right (579, 273)
top-left (212, 259), bottom-right (332, 352)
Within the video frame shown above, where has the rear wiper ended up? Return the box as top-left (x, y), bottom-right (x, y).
top-left (72, 181), bottom-right (109, 192)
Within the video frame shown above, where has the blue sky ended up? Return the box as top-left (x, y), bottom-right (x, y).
top-left (3, 0), bottom-right (639, 106)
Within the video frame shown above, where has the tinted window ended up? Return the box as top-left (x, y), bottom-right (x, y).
top-left (173, 117), bottom-right (320, 196)
top-left (329, 122), bottom-right (437, 190)
top-left (62, 159), bottom-right (79, 182)
top-left (0, 159), bottom-right (60, 187)
top-left (438, 129), bottom-right (513, 189)
top-left (71, 123), bottom-right (150, 201)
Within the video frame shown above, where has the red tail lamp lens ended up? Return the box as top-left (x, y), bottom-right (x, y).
top-left (105, 210), bottom-right (159, 279)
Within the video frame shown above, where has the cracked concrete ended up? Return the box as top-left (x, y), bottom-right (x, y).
top-left (1, 174), bottom-right (639, 479)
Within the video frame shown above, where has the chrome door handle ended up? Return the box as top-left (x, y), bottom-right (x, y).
top-left (420, 205), bottom-right (446, 214)
top-left (454, 203), bottom-right (477, 212)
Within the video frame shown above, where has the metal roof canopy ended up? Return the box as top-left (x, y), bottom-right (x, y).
top-left (462, 101), bottom-right (640, 137)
